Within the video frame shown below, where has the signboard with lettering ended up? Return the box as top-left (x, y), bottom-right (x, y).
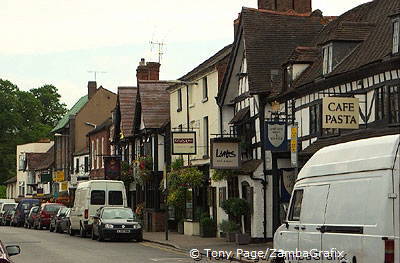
top-left (53, 170), bottom-right (65, 182)
top-left (104, 156), bottom-right (121, 180)
top-left (291, 125), bottom-right (298, 167)
top-left (265, 121), bottom-right (287, 152)
top-left (171, 132), bottom-right (197, 155)
top-left (323, 97), bottom-right (359, 129)
top-left (60, 181), bottom-right (68, 192)
top-left (210, 138), bottom-right (240, 169)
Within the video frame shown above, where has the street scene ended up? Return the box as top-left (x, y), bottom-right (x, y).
top-left (1, 0), bottom-right (399, 262)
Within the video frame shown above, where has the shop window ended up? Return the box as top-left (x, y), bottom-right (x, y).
top-left (376, 85), bottom-right (400, 124)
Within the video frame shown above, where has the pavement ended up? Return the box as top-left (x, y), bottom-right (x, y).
top-left (143, 231), bottom-right (273, 262)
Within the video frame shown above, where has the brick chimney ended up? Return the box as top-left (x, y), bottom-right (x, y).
top-left (136, 58), bottom-right (160, 81)
top-left (258, 0), bottom-right (311, 13)
top-left (88, 81), bottom-right (97, 100)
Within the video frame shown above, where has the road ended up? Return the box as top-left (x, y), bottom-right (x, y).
top-left (0, 226), bottom-right (211, 263)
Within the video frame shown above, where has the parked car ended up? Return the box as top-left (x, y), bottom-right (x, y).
top-left (0, 240), bottom-right (20, 263)
top-left (273, 135), bottom-right (400, 263)
top-left (13, 199), bottom-right (40, 227)
top-left (69, 180), bottom-right (127, 237)
top-left (24, 206), bottom-right (39, 229)
top-left (1, 209), bottom-right (15, 226)
top-left (34, 203), bottom-right (65, 230)
top-left (58, 208), bottom-right (71, 234)
top-left (91, 207), bottom-right (142, 242)
top-left (50, 207), bottom-right (70, 233)
top-left (0, 203), bottom-right (17, 226)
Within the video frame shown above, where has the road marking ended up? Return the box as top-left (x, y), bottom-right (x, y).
top-left (140, 242), bottom-right (187, 256)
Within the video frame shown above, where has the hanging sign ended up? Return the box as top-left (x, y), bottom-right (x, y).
top-left (322, 97), bottom-right (359, 129)
top-left (60, 181), bottom-right (69, 192)
top-left (171, 131), bottom-right (197, 155)
top-left (104, 156), bottom-right (121, 180)
top-left (210, 138), bottom-right (240, 169)
top-left (265, 121), bottom-right (287, 152)
top-left (291, 125), bottom-right (298, 167)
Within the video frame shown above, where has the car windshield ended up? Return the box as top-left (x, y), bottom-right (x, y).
top-left (45, 205), bottom-right (65, 213)
top-left (3, 204), bottom-right (16, 211)
top-left (101, 209), bottom-right (135, 220)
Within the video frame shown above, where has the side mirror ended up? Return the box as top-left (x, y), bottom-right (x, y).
top-left (283, 220), bottom-right (289, 229)
top-left (6, 245), bottom-right (21, 257)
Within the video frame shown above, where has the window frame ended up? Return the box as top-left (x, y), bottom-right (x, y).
top-left (202, 77), bottom-right (208, 102)
top-left (177, 88), bottom-right (182, 112)
top-left (203, 116), bottom-right (209, 158)
top-left (322, 43), bottom-right (333, 75)
top-left (393, 18), bottom-right (400, 54)
top-left (288, 189), bottom-right (304, 222)
top-left (90, 190), bottom-right (105, 205)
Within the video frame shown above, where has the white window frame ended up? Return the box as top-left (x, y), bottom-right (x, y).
top-left (322, 43), bottom-right (333, 75)
top-left (91, 140), bottom-right (95, 169)
top-left (101, 137), bottom-right (104, 168)
top-left (393, 18), bottom-right (400, 54)
top-left (96, 138), bottom-right (99, 170)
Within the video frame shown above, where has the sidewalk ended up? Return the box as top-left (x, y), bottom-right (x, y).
top-left (143, 231), bottom-right (273, 262)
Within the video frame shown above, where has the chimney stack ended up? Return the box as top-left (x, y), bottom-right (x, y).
top-left (258, 0), bottom-right (311, 13)
top-left (88, 81), bottom-right (97, 100)
top-left (136, 58), bottom-right (161, 82)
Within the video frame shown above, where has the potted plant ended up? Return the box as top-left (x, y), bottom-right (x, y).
top-left (221, 198), bottom-right (251, 244)
top-left (199, 214), bottom-right (217, 237)
top-left (219, 220), bottom-right (239, 242)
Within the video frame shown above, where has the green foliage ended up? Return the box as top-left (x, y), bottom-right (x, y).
top-left (0, 79), bottom-right (66, 183)
top-left (170, 158), bottom-right (184, 170)
top-left (0, 185), bottom-right (6, 199)
top-left (221, 198), bottom-right (250, 223)
top-left (219, 219), bottom-right (239, 233)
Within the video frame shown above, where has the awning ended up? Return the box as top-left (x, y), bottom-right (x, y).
top-left (229, 106), bottom-right (250, 125)
top-left (239, 159), bottom-right (263, 174)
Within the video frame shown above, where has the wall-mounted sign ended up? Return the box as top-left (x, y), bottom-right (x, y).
top-left (171, 131), bottom-right (197, 155)
top-left (210, 138), bottom-right (240, 169)
top-left (60, 181), bottom-right (68, 192)
top-left (322, 97), bottom-right (359, 129)
top-left (53, 170), bottom-right (65, 182)
top-left (290, 125), bottom-right (298, 167)
top-left (104, 156), bottom-right (121, 180)
top-left (265, 121), bottom-right (287, 152)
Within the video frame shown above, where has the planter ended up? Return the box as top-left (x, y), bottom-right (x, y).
top-left (226, 232), bottom-right (236, 242)
top-left (200, 224), bottom-right (216, 238)
top-left (235, 233), bottom-right (251, 245)
top-left (177, 221), bottom-right (184, 234)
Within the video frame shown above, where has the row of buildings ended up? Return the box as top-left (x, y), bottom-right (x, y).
top-left (5, 0), bottom-right (400, 240)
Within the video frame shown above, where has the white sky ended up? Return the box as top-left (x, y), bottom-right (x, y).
top-left (0, 0), bottom-right (370, 107)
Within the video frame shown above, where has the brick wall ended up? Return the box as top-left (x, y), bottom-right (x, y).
top-left (89, 127), bottom-right (110, 180)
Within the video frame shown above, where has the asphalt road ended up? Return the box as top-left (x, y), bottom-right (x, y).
top-left (0, 226), bottom-right (210, 263)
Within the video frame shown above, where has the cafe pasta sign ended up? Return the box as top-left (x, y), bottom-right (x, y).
top-left (322, 97), bottom-right (359, 129)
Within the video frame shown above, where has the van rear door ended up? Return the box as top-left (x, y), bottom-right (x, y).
top-left (298, 184), bottom-right (330, 261)
top-left (106, 182), bottom-right (126, 207)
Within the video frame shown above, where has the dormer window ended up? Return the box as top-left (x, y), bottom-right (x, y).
top-left (322, 43), bottom-right (333, 75)
top-left (393, 18), bottom-right (400, 54)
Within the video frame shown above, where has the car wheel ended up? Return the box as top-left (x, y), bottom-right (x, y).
top-left (68, 225), bottom-right (75, 236)
top-left (79, 224), bottom-right (87, 238)
top-left (136, 234), bottom-right (143, 242)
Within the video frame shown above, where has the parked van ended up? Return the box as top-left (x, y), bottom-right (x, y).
top-left (69, 180), bottom-right (127, 237)
top-left (0, 199), bottom-right (15, 207)
top-left (274, 135), bottom-right (399, 263)
top-left (13, 199), bottom-right (40, 227)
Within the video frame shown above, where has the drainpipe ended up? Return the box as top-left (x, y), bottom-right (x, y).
top-left (259, 96), bottom-right (268, 241)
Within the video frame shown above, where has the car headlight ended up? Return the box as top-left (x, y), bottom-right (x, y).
top-left (104, 224), bottom-right (114, 229)
top-left (133, 224), bottom-right (142, 229)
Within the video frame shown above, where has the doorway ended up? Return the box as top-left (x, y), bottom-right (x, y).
top-left (241, 181), bottom-right (253, 234)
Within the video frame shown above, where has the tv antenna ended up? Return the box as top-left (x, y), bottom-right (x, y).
top-left (150, 41), bottom-right (165, 63)
top-left (87, 70), bottom-right (107, 81)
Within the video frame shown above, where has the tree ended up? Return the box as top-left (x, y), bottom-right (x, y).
top-left (0, 186), bottom-right (6, 199)
top-left (30, 85), bottom-right (67, 126)
top-left (0, 79), bottom-right (67, 183)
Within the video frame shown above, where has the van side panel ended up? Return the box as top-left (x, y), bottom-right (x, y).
top-left (393, 148), bottom-right (399, 263)
top-left (321, 173), bottom-right (393, 263)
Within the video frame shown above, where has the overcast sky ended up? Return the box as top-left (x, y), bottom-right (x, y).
top-left (0, 0), bottom-right (370, 107)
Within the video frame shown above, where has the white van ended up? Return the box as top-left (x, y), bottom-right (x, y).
top-left (69, 180), bottom-right (127, 237)
top-left (274, 135), bottom-right (399, 263)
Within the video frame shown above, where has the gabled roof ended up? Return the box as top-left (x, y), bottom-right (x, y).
top-left (285, 46), bottom-right (319, 65)
top-left (240, 8), bottom-right (325, 95)
top-left (179, 44), bottom-right (232, 82)
top-left (51, 95), bottom-right (88, 132)
top-left (117, 87), bottom-right (137, 137)
top-left (26, 146), bottom-right (54, 171)
top-left (137, 81), bottom-right (171, 129)
top-left (3, 176), bottom-right (17, 184)
top-left (292, 0), bottom-right (398, 89)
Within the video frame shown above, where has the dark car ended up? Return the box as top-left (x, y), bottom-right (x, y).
top-left (34, 203), bottom-right (66, 230)
top-left (50, 207), bottom-right (70, 233)
top-left (91, 207), bottom-right (143, 242)
top-left (24, 206), bottom-right (39, 229)
top-left (0, 203), bottom-right (17, 226)
top-left (0, 240), bottom-right (20, 263)
top-left (1, 209), bottom-right (15, 226)
top-left (13, 199), bottom-right (40, 227)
